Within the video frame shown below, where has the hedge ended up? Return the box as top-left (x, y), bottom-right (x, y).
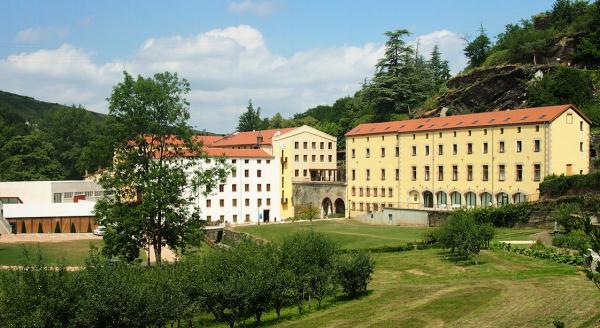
top-left (540, 172), bottom-right (600, 198)
top-left (493, 242), bottom-right (584, 266)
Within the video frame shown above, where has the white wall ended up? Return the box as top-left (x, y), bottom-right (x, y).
top-left (0, 181), bottom-right (103, 204)
top-left (189, 156), bottom-right (281, 224)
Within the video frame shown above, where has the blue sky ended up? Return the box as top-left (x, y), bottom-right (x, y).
top-left (0, 0), bottom-right (556, 132)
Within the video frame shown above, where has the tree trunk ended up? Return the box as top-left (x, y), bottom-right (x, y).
top-left (276, 306), bottom-right (281, 320)
top-left (255, 311), bottom-right (262, 326)
top-left (147, 243), bottom-right (151, 267)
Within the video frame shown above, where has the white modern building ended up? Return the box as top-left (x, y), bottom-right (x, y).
top-left (0, 180), bottom-right (104, 204)
top-left (193, 147), bottom-right (281, 224)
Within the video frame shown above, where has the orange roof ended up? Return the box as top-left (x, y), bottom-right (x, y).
top-left (210, 128), bottom-right (295, 147)
top-left (192, 135), bottom-right (222, 146)
top-left (346, 104), bottom-right (587, 137)
top-left (154, 147), bottom-right (273, 159)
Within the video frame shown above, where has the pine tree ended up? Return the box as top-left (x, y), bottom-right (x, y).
top-left (237, 100), bottom-right (264, 132)
top-left (429, 45), bottom-right (451, 89)
top-left (464, 25), bottom-right (491, 68)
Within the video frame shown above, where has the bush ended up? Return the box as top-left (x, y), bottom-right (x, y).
top-left (552, 230), bottom-right (590, 252)
top-left (469, 203), bottom-right (532, 227)
top-left (493, 242), bottom-right (584, 266)
top-left (435, 211), bottom-right (495, 264)
top-left (336, 251), bottom-right (375, 297)
top-left (540, 172), bottom-right (600, 198)
top-left (553, 203), bottom-right (583, 232)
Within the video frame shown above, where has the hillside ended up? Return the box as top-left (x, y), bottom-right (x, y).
top-left (0, 90), bottom-right (105, 123)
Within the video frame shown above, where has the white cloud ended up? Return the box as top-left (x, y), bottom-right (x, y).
top-left (78, 16), bottom-right (93, 27)
top-left (227, 0), bottom-right (279, 15)
top-left (412, 29), bottom-right (467, 74)
top-left (15, 27), bottom-right (69, 43)
top-left (0, 26), bottom-right (467, 133)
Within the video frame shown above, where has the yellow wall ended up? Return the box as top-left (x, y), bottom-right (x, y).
top-left (347, 110), bottom-right (588, 216)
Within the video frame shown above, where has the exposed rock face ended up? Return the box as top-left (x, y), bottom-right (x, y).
top-left (418, 65), bottom-right (559, 118)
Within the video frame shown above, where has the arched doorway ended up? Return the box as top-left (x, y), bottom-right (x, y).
top-left (450, 191), bottom-right (462, 208)
top-left (513, 192), bottom-right (527, 204)
top-left (496, 192), bottom-right (509, 206)
top-left (334, 198), bottom-right (345, 214)
top-left (465, 192), bottom-right (477, 208)
top-left (436, 191), bottom-right (447, 208)
top-left (322, 198), bottom-right (333, 216)
top-left (423, 191), bottom-right (434, 208)
top-left (480, 192), bottom-right (493, 208)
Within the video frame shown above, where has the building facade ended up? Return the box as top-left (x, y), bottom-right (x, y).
top-left (345, 105), bottom-right (590, 216)
top-left (0, 180), bottom-right (104, 204)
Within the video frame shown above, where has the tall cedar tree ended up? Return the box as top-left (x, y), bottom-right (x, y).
top-left (429, 45), bottom-right (451, 89)
top-left (464, 25), bottom-right (491, 68)
top-left (95, 71), bottom-right (230, 264)
top-left (237, 99), bottom-right (266, 131)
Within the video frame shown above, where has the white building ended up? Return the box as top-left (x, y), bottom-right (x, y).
top-left (0, 180), bottom-right (104, 204)
top-left (193, 147), bottom-right (281, 224)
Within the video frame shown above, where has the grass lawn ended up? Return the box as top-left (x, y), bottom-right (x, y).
top-left (0, 240), bottom-right (104, 266)
top-left (235, 220), bottom-right (543, 249)
top-left (221, 220), bottom-right (599, 327)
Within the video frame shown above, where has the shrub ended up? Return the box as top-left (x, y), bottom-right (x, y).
top-left (540, 172), bottom-right (600, 197)
top-left (493, 242), bottom-right (585, 266)
top-left (552, 230), bottom-right (590, 252)
top-left (469, 203), bottom-right (532, 227)
top-left (336, 251), bottom-right (375, 297)
top-left (553, 203), bottom-right (583, 232)
top-left (435, 211), bottom-right (495, 264)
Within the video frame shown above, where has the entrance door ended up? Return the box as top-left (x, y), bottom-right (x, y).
top-left (263, 209), bottom-right (270, 223)
top-left (566, 164), bottom-right (573, 176)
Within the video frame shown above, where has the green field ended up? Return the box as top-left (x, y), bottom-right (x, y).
top-left (234, 220), bottom-right (543, 249)
top-left (0, 240), bottom-right (104, 266)
top-left (227, 220), bottom-right (600, 327)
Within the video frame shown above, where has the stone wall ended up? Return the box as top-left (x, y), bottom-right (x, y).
top-left (353, 208), bottom-right (430, 226)
top-left (292, 182), bottom-right (346, 218)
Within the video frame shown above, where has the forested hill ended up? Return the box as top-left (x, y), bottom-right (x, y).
top-left (0, 90), bottom-right (105, 123)
top-left (237, 0), bottom-right (600, 148)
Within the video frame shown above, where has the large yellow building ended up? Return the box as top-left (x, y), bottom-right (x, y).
top-left (210, 125), bottom-right (338, 219)
top-left (345, 104), bottom-right (590, 216)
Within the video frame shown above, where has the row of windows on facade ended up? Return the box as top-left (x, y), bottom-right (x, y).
top-left (206, 158), bottom-right (271, 164)
top-left (350, 191), bottom-right (528, 211)
top-left (230, 169), bottom-right (267, 178)
top-left (206, 198), bottom-right (272, 208)
top-left (351, 139), bottom-right (567, 159)
top-left (351, 164), bottom-right (543, 183)
top-left (351, 187), bottom-right (394, 198)
top-left (53, 191), bottom-right (104, 203)
top-left (294, 141), bottom-right (334, 150)
top-left (205, 213), bottom-right (253, 223)
top-left (293, 154), bottom-right (334, 162)
top-left (217, 183), bottom-right (271, 192)
top-left (351, 120), bottom-right (584, 144)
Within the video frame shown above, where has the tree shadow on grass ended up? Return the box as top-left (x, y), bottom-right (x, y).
top-left (435, 250), bottom-right (489, 266)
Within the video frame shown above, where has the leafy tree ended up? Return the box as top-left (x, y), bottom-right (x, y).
top-left (237, 99), bottom-right (266, 131)
top-left (0, 133), bottom-right (64, 181)
top-left (428, 45), bottom-right (451, 89)
top-left (436, 211), bottom-right (495, 264)
top-left (296, 203), bottom-right (320, 222)
top-left (464, 25), bottom-right (491, 68)
top-left (553, 203), bottom-right (583, 233)
top-left (95, 71), bottom-right (230, 264)
top-left (336, 251), bottom-right (375, 297)
top-left (528, 66), bottom-right (594, 108)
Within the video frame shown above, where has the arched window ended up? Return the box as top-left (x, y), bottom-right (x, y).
top-left (423, 191), bottom-right (434, 208)
top-left (513, 192), bottom-right (527, 204)
top-left (465, 192), bottom-right (477, 208)
top-left (496, 192), bottom-right (509, 206)
top-left (409, 191), bottom-right (419, 203)
top-left (451, 192), bottom-right (461, 208)
top-left (436, 191), bottom-right (447, 208)
top-left (480, 192), bottom-right (493, 208)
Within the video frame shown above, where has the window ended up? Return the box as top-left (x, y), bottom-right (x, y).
top-left (266, 198), bottom-right (271, 206)
top-left (232, 199), bottom-right (237, 206)
top-left (534, 140), bottom-right (541, 152)
top-left (388, 188), bottom-right (393, 198)
top-left (366, 169), bottom-right (371, 181)
top-left (366, 188), bottom-right (371, 197)
top-left (566, 113), bottom-right (573, 124)
top-left (467, 143), bottom-right (473, 154)
top-left (351, 149), bottom-right (355, 158)
top-left (311, 155), bottom-right (316, 162)
top-left (257, 170), bottom-right (262, 177)
top-left (467, 165), bottom-right (473, 181)
top-left (328, 155), bottom-right (333, 162)
top-left (303, 155), bottom-right (307, 162)
top-left (303, 169), bottom-right (308, 177)
top-left (64, 192), bottom-right (74, 199)
top-left (206, 199), bottom-right (211, 208)
top-left (453, 131), bottom-right (457, 137)
top-left (412, 146), bottom-right (416, 156)
top-left (257, 160), bottom-right (261, 164)
top-left (580, 121), bottom-right (584, 131)
top-left (424, 166), bottom-right (430, 181)
top-left (500, 128), bottom-right (504, 134)
top-left (266, 184), bottom-right (271, 192)
top-left (352, 187), bottom-right (356, 196)
top-left (320, 142), bottom-right (324, 149)
top-left (499, 165), bottom-right (506, 181)
top-left (536, 125), bottom-right (540, 132)
top-left (499, 141), bottom-right (505, 153)
top-left (395, 146), bottom-right (400, 157)
top-left (219, 184), bottom-right (225, 192)
top-left (245, 214), bottom-right (250, 222)
top-left (257, 184), bottom-right (262, 192)
top-left (468, 130), bottom-right (472, 136)
top-left (425, 145), bottom-right (430, 156)
top-left (294, 169), bottom-right (299, 177)
top-left (312, 142), bottom-right (316, 149)
top-left (359, 188), bottom-right (363, 197)
top-left (245, 184), bottom-right (250, 192)
top-left (294, 141), bottom-right (299, 149)
top-left (438, 165), bottom-right (444, 181)
top-left (411, 166), bottom-right (417, 181)
top-left (245, 199), bottom-right (250, 206)
top-left (258, 199), bottom-right (262, 206)
top-left (381, 147), bottom-right (386, 157)
top-left (483, 142), bottom-right (488, 154)
top-left (244, 159), bottom-right (249, 164)
top-left (381, 169), bottom-right (386, 180)
top-left (352, 169), bottom-right (356, 181)
top-left (438, 144), bottom-right (443, 155)
top-left (517, 126), bottom-right (521, 133)
top-left (453, 144), bottom-right (457, 155)
top-left (366, 148), bottom-right (371, 158)
top-left (516, 165), bottom-right (523, 181)
top-left (373, 188), bottom-right (378, 197)
top-left (580, 142), bottom-right (584, 152)
top-left (484, 129), bottom-right (487, 135)
top-left (452, 165), bottom-right (458, 181)
top-left (328, 142), bottom-right (333, 149)
top-left (294, 155), bottom-right (299, 162)
top-left (395, 169), bottom-right (400, 181)
top-left (206, 215), bottom-right (212, 222)
top-left (232, 184), bottom-right (237, 192)
top-left (232, 159), bottom-right (237, 164)
top-left (534, 164), bottom-right (541, 181)
top-left (413, 134), bottom-right (416, 139)
top-left (482, 165), bottom-right (489, 181)
top-left (233, 215), bottom-right (238, 223)
top-left (381, 187), bottom-right (385, 197)
top-left (516, 141), bottom-right (522, 152)
top-left (244, 169), bottom-right (249, 177)
top-left (219, 199), bottom-right (224, 207)
top-left (320, 155), bottom-right (324, 162)
top-left (303, 142), bottom-right (307, 149)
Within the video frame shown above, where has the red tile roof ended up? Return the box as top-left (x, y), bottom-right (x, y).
top-left (155, 147), bottom-right (273, 159)
top-left (346, 104), bottom-right (587, 137)
top-left (210, 128), bottom-right (295, 147)
top-left (192, 135), bottom-right (222, 146)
